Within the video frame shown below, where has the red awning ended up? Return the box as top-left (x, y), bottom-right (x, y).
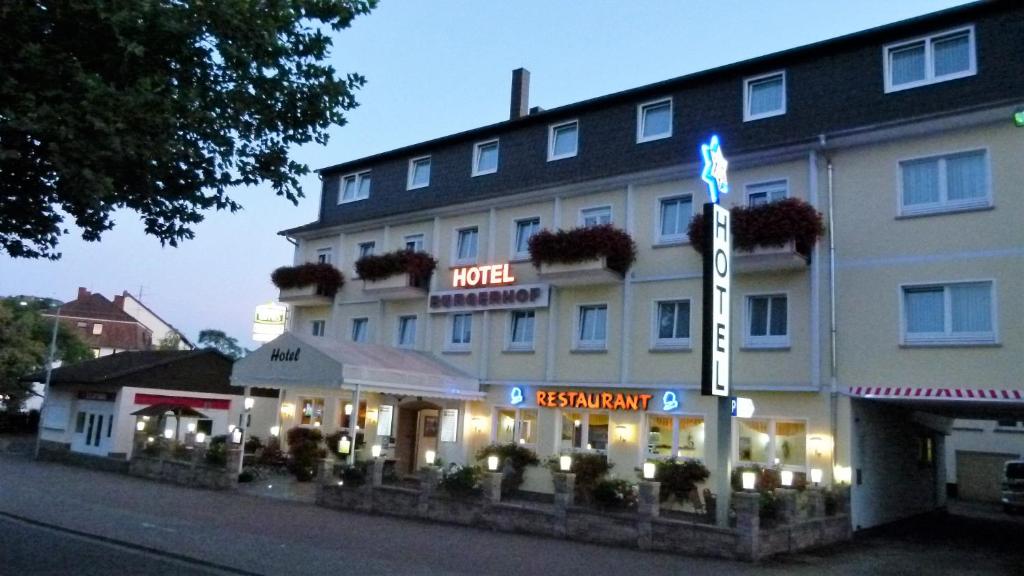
top-left (133, 393), bottom-right (231, 411)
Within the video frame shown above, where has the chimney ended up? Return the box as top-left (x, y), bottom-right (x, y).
top-left (77, 287), bottom-right (89, 300)
top-left (113, 294), bottom-right (125, 309)
top-left (510, 68), bottom-right (530, 120)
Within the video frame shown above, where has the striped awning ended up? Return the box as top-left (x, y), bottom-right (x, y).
top-left (848, 386), bottom-right (1023, 401)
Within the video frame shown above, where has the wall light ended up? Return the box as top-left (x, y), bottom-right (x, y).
top-left (195, 432), bottom-right (207, 444)
top-left (136, 421), bottom-right (146, 432)
top-left (344, 403), bottom-right (353, 416)
top-left (142, 415), bottom-right (150, 422)
top-left (231, 427), bottom-right (243, 444)
top-left (371, 444), bottom-right (382, 458)
top-left (187, 422), bottom-right (197, 433)
top-left (244, 397), bottom-right (255, 411)
top-left (781, 470), bottom-right (794, 487)
top-left (471, 416), bottom-right (484, 434)
top-left (163, 429), bottom-right (174, 440)
top-left (487, 455), bottom-right (499, 471)
top-left (810, 436), bottom-right (825, 457)
top-left (280, 403), bottom-right (295, 418)
top-left (642, 462), bottom-right (656, 480)
top-left (834, 465), bottom-right (852, 485)
top-left (559, 455), bottom-right (572, 472)
top-left (270, 425), bottom-right (280, 437)
top-left (741, 471), bottom-right (757, 491)
top-left (366, 409), bottom-right (378, 424)
top-left (425, 450), bottom-right (436, 466)
top-left (811, 468), bottom-right (823, 486)
top-left (147, 436), bottom-right (155, 444)
top-left (339, 436), bottom-right (351, 455)
top-left (615, 424), bottom-right (628, 443)
top-left (228, 424), bottom-right (236, 434)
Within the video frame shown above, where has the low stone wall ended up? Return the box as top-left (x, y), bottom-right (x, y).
top-left (316, 461), bottom-right (852, 562)
top-left (129, 455), bottom-right (237, 491)
top-left (37, 441), bottom-right (131, 474)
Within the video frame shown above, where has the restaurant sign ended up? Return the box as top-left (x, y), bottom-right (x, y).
top-left (535, 389), bottom-right (654, 411)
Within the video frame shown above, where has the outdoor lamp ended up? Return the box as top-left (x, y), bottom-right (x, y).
top-left (642, 461), bottom-right (656, 480)
top-left (195, 432), bottom-right (207, 444)
top-left (344, 403), bottom-right (353, 416)
top-left (270, 425), bottom-right (280, 437)
top-left (741, 471), bottom-right (757, 491)
top-left (231, 427), bottom-right (243, 445)
top-left (147, 436), bottom-right (155, 444)
top-left (781, 470), bottom-right (794, 487)
top-left (244, 397), bottom-right (255, 411)
top-left (487, 455), bottom-right (499, 471)
top-left (1015, 108), bottom-right (1024, 128)
top-left (135, 421), bottom-right (146, 432)
top-left (366, 409), bottom-right (378, 423)
top-left (371, 444), bottom-right (382, 458)
top-left (163, 429), bottom-right (174, 440)
top-left (834, 466), bottom-right (852, 484)
top-left (339, 436), bottom-right (351, 455)
top-left (187, 422), bottom-right (197, 433)
top-left (425, 450), bottom-right (436, 466)
top-left (471, 416), bottom-right (484, 433)
top-left (142, 416), bottom-right (150, 422)
top-left (559, 455), bottom-right (572, 472)
top-left (280, 403), bottom-right (295, 418)
top-left (228, 424), bottom-right (236, 433)
top-left (811, 468), bottom-right (823, 486)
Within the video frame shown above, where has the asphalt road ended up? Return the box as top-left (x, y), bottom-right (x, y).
top-left (1, 453), bottom-right (1022, 575)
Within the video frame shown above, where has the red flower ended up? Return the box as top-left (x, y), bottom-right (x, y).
top-left (528, 224), bottom-right (637, 276)
top-left (687, 199), bottom-right (825, 258)
top-left (271, 263), bottom-right (345, 297)
top-left (355, 250), bottom-right (437, 286)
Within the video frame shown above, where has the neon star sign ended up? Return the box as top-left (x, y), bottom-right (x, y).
top-left (700, 135), bottom-right (729, 204)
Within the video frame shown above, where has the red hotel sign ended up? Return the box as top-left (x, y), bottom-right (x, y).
top-left (536, 390), bottom-right (653, 411)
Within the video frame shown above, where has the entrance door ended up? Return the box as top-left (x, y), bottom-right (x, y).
top-left (70, 402), bottom-right (114, 456)
top-left (394, 401), bottom-right (442, 476)
top-left (414, 409), bottom-right (440, 471)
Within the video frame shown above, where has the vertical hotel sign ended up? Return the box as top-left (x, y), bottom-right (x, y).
top-left (700, 135), bottom-right (731, 397)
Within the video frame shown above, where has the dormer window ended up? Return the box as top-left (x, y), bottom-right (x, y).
top-left (884, 26), bottom-right (975, 93)
top-left (338, 171), bottom-right (371, 204)
top-left (408, 156), bottom-right (431, 189)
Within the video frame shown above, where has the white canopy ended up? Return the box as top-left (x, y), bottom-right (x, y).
top-left (231, 331), bottom-right (482, 400)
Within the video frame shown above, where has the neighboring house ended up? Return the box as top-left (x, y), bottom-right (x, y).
top-left (43, 287), bottom-right (153, 358)
top-left (251, 1), bottom-right (1021, 531)
top-left (116, 291), bottom-right (194, 350)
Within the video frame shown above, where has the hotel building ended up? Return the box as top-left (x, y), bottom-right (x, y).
top-left (232, 2), bottom-right (1024, 529)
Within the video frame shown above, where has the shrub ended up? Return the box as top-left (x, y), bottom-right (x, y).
top-left (286, 426), bottom-right (326, 482)
top-left (654, 459), bottom-right (710, 502)
top-left (257, 437), bottom-right (285, 466)
top-left (528, 224), bottom-right (637, 276)
top-left (439, 463), bottom-right (481, 497)
top-left (476, 443), bottom-right (539, 496)
top-left (142, 438), bottom-right (165, 457)
top-left (339, 462), bottom-right (368, 487)
top-left (687, 198), bottom-right (825, 257)
top-left (170, 442), bottom-right (191, 461)
top-left (592, 478), bottom-right (638, 511)
top-left (355, 249), bottom-right (437, 286)
top-left (238, 469), bottom-right (255, 483)
top-left (205, 435), bottom-right (228, 466)
top-left (270, 262), bottom-right (345, 297)
top-left (549, 452), bottom-right (612, 504)
top-left (759, 491), bottom-right (780, 522)
top-left (244, 436), bottom-right (263, 454)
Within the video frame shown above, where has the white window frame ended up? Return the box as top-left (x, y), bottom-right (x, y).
top-left (734, 416), bottom-right (809, 471)
top-left (445, 313), bottom-right (473, 352)
top-left (651, 299), bottom-right (692, 350)
top-left (743, 71), bottom-right (787, 122)
top-left (357, 241), bottom-right (375, 261)
top-left (472, 139), bottom-right (499, 177)
top-left (557, 410), bottom-right (613, 454)
top-left (407, 155), bottom-right (432, 190)
top-left (645, 413), bottom-right (706, 460)
top-left (311, 320), bottom-right (326, 337)
top-left (338, 170), bottom-right (371, 204)
top-left (636, 97), bottom-right (673, 143)
top-left (745, 179), bottom-right (789, 207)
top-left (511, 217), bottom-right (541, 260)
top-left (896, 148), bottom-right (991, 217)
top-left (92, 323), bottom-right (103, 335)
top-left (883, 25), bottom-right (976, 93)
top-left (579, 205), bottom-right (612, 227)
top-left (404, 234), bottom-right (425, 252)
top-left (453, 226), bottom-right (479, 265)
top-left (899, 280), bottom-right (997, 346)
top-left (506, 309), bottom-right (536, 352)
top-left (316, 247), bottom-right (333, 264)
top-left (351, 318), bottom-right (369, 343)
top-left (396, 315), bottom-right (417, 349)
top-left (574, 303), bottom-right (609, 351)
top-left (299, 397), bottom-right (326, 427)
top-left (492, 406), bottom-right (538, 448)
top-left (655, 193), bottom-right (693, 245)
top-left (547, 120), bottom-right (579, 162)
top-left (744, 293), bottom-right (790, 349)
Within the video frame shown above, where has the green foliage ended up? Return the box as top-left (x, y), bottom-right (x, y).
top-left (244, 435), bottom-right (263, 454)
top-left (654, 459), bottom-right (710, 502)
top-left (548, 452), bottom-right (612, 504)
top-left (197, 329), bottom-right (246, 360)
top-left (439, 463), bottom-right (481, 497)
top-left (759, 491), bottom-right (780, 522)
top-left (591, 478), bottom-right (638, 511)
top-left (0, 1), bottom-right (377, 259)
top-left (528, 225), bottom-right (638, 276)
top-left (339, 462), bottom-right (368, 487)
top-left (286, 426), bottom-right (325, 482)
top-left (354, 250), bottom-right (437, 285)
top-left (205, 435), bottom-right (228, 466)
top-left (0, 298), bottom-right (92, 411)
top-left (476, 443), bottom-right (539, 496)
top-left (238, 469), bottom-right (256, 483)
top-left (257, 437), bottom-right (285, 466)
top-left (270, 263), bottom-right (345, 296)
top-left (142, 438), bottom-right (166, 457)
top-left (171, 442), bottom-right (191, 461)
top-left (156, 333), bottom-right (183, 351)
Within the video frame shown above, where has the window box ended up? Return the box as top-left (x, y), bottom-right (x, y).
top-left (687, 198), bottom-right (824, 272)
top-left (529, 224), bottom-right (636, 286)
top-left (355, 250), bottom-right (436, 300)
top-left (271, 263), bottom-right (344, 306)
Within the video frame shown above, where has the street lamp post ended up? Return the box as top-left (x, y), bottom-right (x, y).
top-left (34, 305), bottom-right (61, 460)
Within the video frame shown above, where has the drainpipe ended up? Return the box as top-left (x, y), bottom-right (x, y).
top-left (826, 146), bottom-right (839, 476)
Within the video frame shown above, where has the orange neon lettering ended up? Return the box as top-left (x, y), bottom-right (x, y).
top-left (612, 394), bottom-right (626, 411)
top-left (587, 393), bottom-right (600, 409)
top-left (536, 391), bottom-right (546, 406)
top-left (600, 393), bottom-right (613, 410)
top-left (625, 395), bottom-right (639, 411)
top-left (639, 394), bottom-right (652, 410)
top-left (557, 391), bottom-right (568, 408)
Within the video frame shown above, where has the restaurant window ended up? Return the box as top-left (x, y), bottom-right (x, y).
top-left (494, 407), bottom-right (537, 447)
top-left (646, 414), bottom-right (705, 460)
top-left (340, 400), bottom-right (367, 433)
top-left (300, 398), bottom-right (325, 427)
top-left (559, 411), bottom-right (611, 453)
top-left (737, 418), bottom-right (807, 469)
top-left (376, 405), bottom-right (394, 443)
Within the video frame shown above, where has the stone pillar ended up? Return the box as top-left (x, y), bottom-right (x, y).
top-left (370, 458), bottom-right (385, 487)
top-left (807, 487), bottom-right (826, 519)
top-left (638, 481), bottom-right (661, 518)
top-left (132, 431), bottom-right (146, 459)
top-left (833, 484), bottom-right (851, 515)
top-left (317, 458), bottom-right (333, 484)
top-left (775, 488), bottom-right (798, 524)
top-left (225, 444), bottom-right (243, 487)
top-left (703, 489), bottom-right (717, 524)
top-left (734, 491), bottom-right (761, 562)
top-left (418, 466), bottom-right (441, 514)
top-left (552, 472), bottom-right (575, 512)
top-left (483, 472), bottom-right (503, 504)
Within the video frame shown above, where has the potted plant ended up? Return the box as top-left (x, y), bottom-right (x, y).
top-left (355, 249), bottom-right (437, 295)
top-left (687, 198), bottom-right (825, 259)
top-left (528, 224), bottom-right (637, 279)
top-left (271, 262), bottom-right (345, 298)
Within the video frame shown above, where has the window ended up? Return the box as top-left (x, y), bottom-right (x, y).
top-left (358, 241), bottom-right (375, 259)
top-left (440, 409), bottom-right (459, 443)
top-left (311, 320), bottom-right (326, 337)
top-left (397, 315), bottom-right (417, 348)
top-left (746, 294), bottom-right (788, 348)
top-left (495, 407), bottom-right (538, 447)
top-left (577, 304), bottom-right (608, 350)
top-left (902, 281), bottom-right (995, 345)
top-left (737, 418), bottom-right (806, 469)
top-left (637, 98), bottom-right (672, 142)
top-left (744, 72), bottom-right (786, 121)
top-left (340, 400), bottom-right (367, 432)
top-left (580, 206), bottom-right (612, 227)
top-left (547, 120), bottom-right (578, 161)
top-left (658, 195), bottom-right (692, 243)
top-left (448, 313), bottom-right (472, 349)
top-left (746, 180), bottom-right (788, 206)
top-left (92, 323), bottom-right (103, 335)
top-left (316, 248), bottom-right (332, 264)
top-left (300, 398), bottom-right (325, 427)
top-left (404, 234), bottom-right (424, 252)
top-left (900, 150), bottom-right (988, 216)
top-left (339, 171), bottom-right (371, 203)
top-left (884, 26), bottom-right (975, 92)
top-left (997, 419), bottom-right (1021, 430)
top-left (653, 300), bottom-right (691, 348)
top-left (513, 218), bottom-right (540, 259)
top-left (508, 310), bottom-right (535, 350)
top-left (75, 412), bottom-right (86, 433)
top-left (559, 411), bottom-right (611, 452)
top-left (455, 227), bottom-right (478, 263)
top-left (351, 318), bottom-right (368, 343)
top-left (407, 156), bottom-right (431, 189)
top-left (473, 139), bottom-right (499, 176)
top-left (646, 415), bottom-right (705, 459)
